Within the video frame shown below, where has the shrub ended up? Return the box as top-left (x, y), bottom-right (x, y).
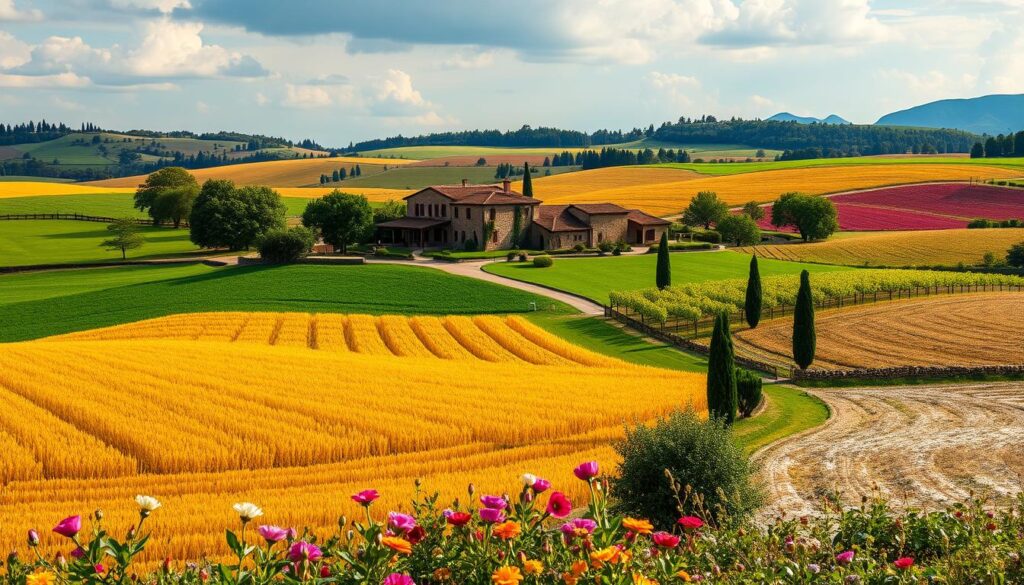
top-left (518, 253), bottom-right (527, 262)
top-left (573, 243), bottom-right (586, 253)
top-left (1008, 242), bottom-right (1024, 267)
top-left (692, 231), bottom-right (722, 244)
top-left (506, 251), bottom-right (517, 262)
top-left (533, 255), bottom-right (553, 268)
top-left (374, 247), bottom-right (390, 257)
top-left (256, 226), bottom-right (315, 263)
top-left (464, 238), bottom-right (479, 252)
top-left (598, 241), bottom-right (615, 254)
top-left (612, 247), bottom-right (622, 256)
top-left (612, 409), bottom-right (762, 528)
top-left (736, 368), bottom-right (763, 417)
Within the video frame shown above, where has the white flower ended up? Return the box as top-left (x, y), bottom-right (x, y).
top-left (233, 502), bottom-right (263, 522)
top-left (135, 495), bottom-right (161, 512)
top-left (521, 473), bottom-right (537, 487)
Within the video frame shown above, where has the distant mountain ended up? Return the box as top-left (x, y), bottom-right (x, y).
top-left (766, 112), bottom-right (851, 125)
top-left (876, 94), bottom-right (1024, 135)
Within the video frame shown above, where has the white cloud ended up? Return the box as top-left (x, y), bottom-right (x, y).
top-left (282, 82), bottom-right (355, 109)
top-left (648, 71), bottom-right (700, 90)
top-left (750, 94), bottom-right (774, 110)
top-left (124, 19), bottom-right (266, 78)
top-left (647, 71), bottom-right (705, 112)
top-left (0, 72), bottom-right (91, 88)
top-left (879, 69), bottom-right (978, 102)
top-left (195, 100), bottom-right (209, 113)
top-left (108, 0), bottom-right (192, 13)
top-left (51, 95), bottom-right (85, 110)
top-left (442, 49), bottom-right (495, 70)
top-left (701, 0), bottom-right (892, 48)
top-left (0, 31), bottom-right (31, 68)
top-left (0, 0), bottom-right (42, 21)
top-left (255, 92), bottom-right (269, 106)
top-left (375, 69), bottom-right (424, 106)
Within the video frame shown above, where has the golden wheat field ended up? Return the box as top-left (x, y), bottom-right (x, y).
top-left (740, 228), bottom-right (1024, 267)
top-left (733, 293), bottom-right (1024, 370)
top-left (86, 156), bottom-right (418, 188)
top-left (512, 166), bottom-right (701, 197)
top-left (0, 181), bottom-right (135, 197)
top-left (0, 312), bottom-right (705, 562)
top-left (530, 164), bottom-right (1022, 215)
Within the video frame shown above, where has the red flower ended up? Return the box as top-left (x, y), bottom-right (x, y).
top-left (319, 565), bottom-right (331, 578)
top-left (406, 525), bottom-right (426, 544)
top-left (445, 511), bottom-right (472, 527)
top-left (677, 516), bottom-right (704, 531)
top-left (651, 532), bottom-right (681, 548)
top-left (893, 557), bottom-right (914, 570)
top-left (546, 492), bottom-right (572, 518)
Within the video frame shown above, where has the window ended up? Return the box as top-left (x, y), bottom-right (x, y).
top-left (467, 208), bottom-right (472, 220)
top-left (598, 232), bottom-right (604, 243)
top-left (454, 207), bottom-right (459, 219)
top-left (441, 205), bottom-right (447, 217)
top-left (461, 231), bottom-right (466, 242)
top-left (492, 230), bottom-right (499, 243)
top-left (489, 208), bottom-right (496, 221)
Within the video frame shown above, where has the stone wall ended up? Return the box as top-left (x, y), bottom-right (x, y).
top-left (793, 364), bottom-right (1024, 381)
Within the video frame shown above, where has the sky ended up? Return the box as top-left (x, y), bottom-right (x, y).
top-left (0, 0), bottom-right (1022, 147)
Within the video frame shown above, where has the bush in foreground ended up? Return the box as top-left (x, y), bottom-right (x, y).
top-left (257, 226), bottom-right (315, 263)
top-left (533, 255), bottom-right (553, 268)
top-left (16, 462), bottom-right (1024, 584)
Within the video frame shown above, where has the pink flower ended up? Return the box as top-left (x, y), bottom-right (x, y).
top-left (287, 541), bottom-right (322, 563)
top-left (27, 530), bottom-right (39, 547)
top-left (286, 527), bottom-right (297, 540)
top-left (70, 547), bottom-right (85, 559)
top-left (573, 461), bottom-right (599, 481)
top-left (479, 495), bottom-right (507, 510)
top-left (478, 507), bottom-right (506, 523)
top-left (560, 518), bottom-right (597, 538)
top-left (383, 574), bottom-right (415, 585)
top-left (546, 492), bottom-right (572, 518)
top-left (652, 531), bottom-right (681, 548)
top-left (532, 478), bottom-right (551, 493)
top-left (444, 510), bottom-right (472, 526)
top-left (257, 525), bottom-right (289, 544)
top-left (677, 516), bottom-right (704, 531)
top-left (94, 564), bottom-right (106, 576)
top-left (351, 489), bottom-right (379, 506)
top-left (387, 512), bottom-right (417, 533)
top-left (893, 557), bottom-right (914, 570)
top-left (835, 550), bottom-right (855, 566)
top-left (52, 516), bottom-right (82, 538)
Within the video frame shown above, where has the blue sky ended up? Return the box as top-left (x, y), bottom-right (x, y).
top-left (0, 0), bottom-right (1021, 146)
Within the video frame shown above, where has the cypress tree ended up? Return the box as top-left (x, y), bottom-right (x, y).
top-left (706, 312), bottom-right (738, 424)
top-left (744, 255), bottom-right (762, 328)
top-left (655, 231), bottom-right (671, 289)
top-left (522, 162), bottom-right (533, 197)
top-left (792, 269), bottom-right (816, 369)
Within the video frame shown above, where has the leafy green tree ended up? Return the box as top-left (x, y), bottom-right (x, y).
top-left (655, 231), bottom-right (671, 289)
top-left (1007, 242), bottom-right (1024, 267)
top-left (302, 191), bottom-right (374, 254)
top-left (101, 217), bottom-right (144, 259)
top-left (970, 142), bottom-right (985, 158)
top-left (257, 226), bottom-right (315, 263)
top-left (736, 368), bottom-right (763, 417)
top-left (745, 255), bottom-right (762, 328)
top-left (150, 185), bottom-right (198, 228)
top-left (521, 162), bottom-right (534, 197)
top-left (741, 201), bottom-right (765, 221)
top-left (682, 191), bottom-right (728, 229)
top-left (792, 270), bottom-right (816, 369)
top-left (134, 167), bottom-right (198, 226)
top-left (706, 312), bottom-right (738, 424)
top-left (372, 199), bottom-right (407, 224)
top-left (770, 192), bottom-right (838, 241)
top-left (716, 215), bottom-right (761, 245)
top-left (189, 180), bottom-right (286, 250)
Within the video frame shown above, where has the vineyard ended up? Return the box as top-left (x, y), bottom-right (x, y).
top-left (741, 228), bottom-right (1024, 267)
top-left (0, 312), bottom-right (705, 561)
top-left (733, 293), bottom-right (1024, 370)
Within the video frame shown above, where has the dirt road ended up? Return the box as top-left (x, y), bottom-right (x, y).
top-left (755, 382), bottom-right (1024, 517)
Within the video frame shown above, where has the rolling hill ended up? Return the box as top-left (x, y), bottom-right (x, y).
top-left (767, 113), bottom-right (851, 125)
top-left (876, 94), bottom-right (1024, 135)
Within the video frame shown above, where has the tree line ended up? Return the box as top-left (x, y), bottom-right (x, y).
top-left (350, 124), bottom-right (650, 151)
top-left (320, 165), bottom-right (363, 184)
top-left (547, 147), bottom-right (691, 170)
top-left (970, 131), bottom-right (1024, 158)
top-left (0, 120), bottom-right (84, 145)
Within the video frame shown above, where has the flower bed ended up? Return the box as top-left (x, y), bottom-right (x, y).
top-left (834, 183), bottom-right (1024, 221)
top-left (14, 461), bottom-right (1024, 584)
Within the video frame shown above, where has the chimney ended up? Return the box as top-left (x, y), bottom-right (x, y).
top-left (502, 179), bottom-right (511, 193)
top-left (461, 179), bottom-right (468, 187)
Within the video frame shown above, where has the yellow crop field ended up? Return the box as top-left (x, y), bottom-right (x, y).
top-left (733, 293), bottom-right (1024, 370)
top-left (273, 186), bottom-right (414, 201)
top-left (1, 312), bottom-right (705, 562)
top-left (86, 156), bottom-right (418, 188)
top-left (0, 181), bottom-right (134, 197)
top-left (532, 164), bottom-right (1022, 216)
top-left (512, 166), bottom-right (701, 198)
top-left (740, 228), bottom-right (1024, 267)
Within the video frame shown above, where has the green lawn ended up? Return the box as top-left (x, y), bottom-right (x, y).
top-left (485, 250), bottom-right (854, 302)
top-left (732, 385), bottom-right (828, 454)
top-left (0, 263), bottom-right (216, 305)
top-left (0, 193), bottom-right (319, 218)
top-left (0, 176), bottom-right (76, 183)
top-left (0, 263), bottom-right (564, 341)
top-left (359, 141), bottom-right (777, 160)
top-left (651, 155), bottom-right (1024, 176)
top-left (0, 220), bottom-right (207, 267)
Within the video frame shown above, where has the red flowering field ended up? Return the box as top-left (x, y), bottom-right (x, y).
top-left (756, 204), bottom-right (967, 232)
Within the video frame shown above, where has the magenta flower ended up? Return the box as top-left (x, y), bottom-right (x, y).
top-left (387, 512), bottom-right (417, 533)
top-left (677, 516), bottom-right (704, 531)
top-left (479, 495), bottom-right (507, 510)
top-left (546, 492), bottom-right (572, 518)
top-left (478, 507), bottom-right (506, 523)
top-left (573, 461), bottom-right (599, 481)
top-left (52, 516), bottom-right (81, 539)
top-left (257, 525), bottom-right (289, 544)
top-left (836, 550), bottom-right (855, 566)
top-left (532, 478), bottom-right (551, 493)
top-left (27, 530), bottom-right (39, 547)
top-left (351, 489), bottom-right (379, 506)
top-left (286, 527), bottom-right (297, 540)
top-left (383, 574), bottom-right (415, 585)
top-left (70, 547), bottom-right (85, 559)
top-left (652, 531), bottom-right (681, 548)
top-left (893, 557), bottom-right (914, 570)
top-left (560, 518), bottom-right (597, 538)
top-left (287, 541), bottom-right (322, 563)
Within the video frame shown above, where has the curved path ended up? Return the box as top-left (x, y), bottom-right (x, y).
top-left (754, 382), bottom-right (1024, 517)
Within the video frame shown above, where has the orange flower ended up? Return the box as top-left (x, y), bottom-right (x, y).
top-left (380, 536), bottom-right (412, 555)
top-left (590, 546), bottom-right (623, 567)
top-left (622, 517), bottom-right (654, 535)
top-left (493, 520), bottom-right (522, 540)
top-left (561, 573), bottom-right (578, 585)
top-left (522, 559), bottom-right (544, 575)
top-left (433, 568), bottom-right (452, 581)
top-left (633, 574), bottom-right (659, 585)
top-left (492, 566), bottom-right (524, 585)
top-left (571, 560), bottom-right (588, 576)
top-left (676, 570), bottom-right (692, 582)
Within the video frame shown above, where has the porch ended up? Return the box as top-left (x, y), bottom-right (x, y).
top-left (376, 218), bottom-right (451, 249)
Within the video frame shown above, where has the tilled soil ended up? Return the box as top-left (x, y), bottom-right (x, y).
top-left (755, 382), bottom-right (1024, 518)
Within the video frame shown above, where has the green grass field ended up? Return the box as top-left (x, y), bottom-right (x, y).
top-left (0, 263), bottom-right (564, 341)
top-left (732, 385), bottom-right (828, 453)
top-left (0, 193), bottom-right (338, 217)
top-left (0, 220), bottom-right (205, 266)
top-left (359, 140), bottom-right (778, 160)
top-left (485, 250), bottom-right (854, 302)
top-left (0, 176), bottom-right (75, 183)
top-left (652, 155), bottom-right (1024, 176)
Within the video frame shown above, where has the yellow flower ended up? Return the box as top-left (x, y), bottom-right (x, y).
top-left (493, 520), bottom-right (522, 540)
top-left (522, 559), bottom-right (544, 575)
top-left (633, 574), bottom-right (659, 585)
top-left (26, 573), bottom-right (56, 585)
top-left (622, 517), bottom-right (654, 535)
top-left (492, 565), bottom-right (524, 585)
top-left (380, 536), bottom-right (413, 555)
top-left (589, 545), bottom-right (623, 567)
top-left (676, 570), bottom-right (692, 582)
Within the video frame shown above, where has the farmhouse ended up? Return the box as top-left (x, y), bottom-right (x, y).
top-left (377, 179), bottom-right (669, 250)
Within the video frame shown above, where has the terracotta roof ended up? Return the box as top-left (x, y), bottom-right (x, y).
top-left (626, 210), bottom-right (671, 226)
top-left (406, 184), bottom-right (540, 206)
top-left (376, 217), bottom-right (451, 229)
top-left (533, 205), bottom-right (591, 232)
top-left (570, 203), bottom-right (630, 215)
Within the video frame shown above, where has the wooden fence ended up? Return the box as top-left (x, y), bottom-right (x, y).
top-left (0, 213), bottom-right (186, 227)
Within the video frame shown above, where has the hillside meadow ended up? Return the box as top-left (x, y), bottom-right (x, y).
top-left (0, 220), bottom-right (206, 266)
